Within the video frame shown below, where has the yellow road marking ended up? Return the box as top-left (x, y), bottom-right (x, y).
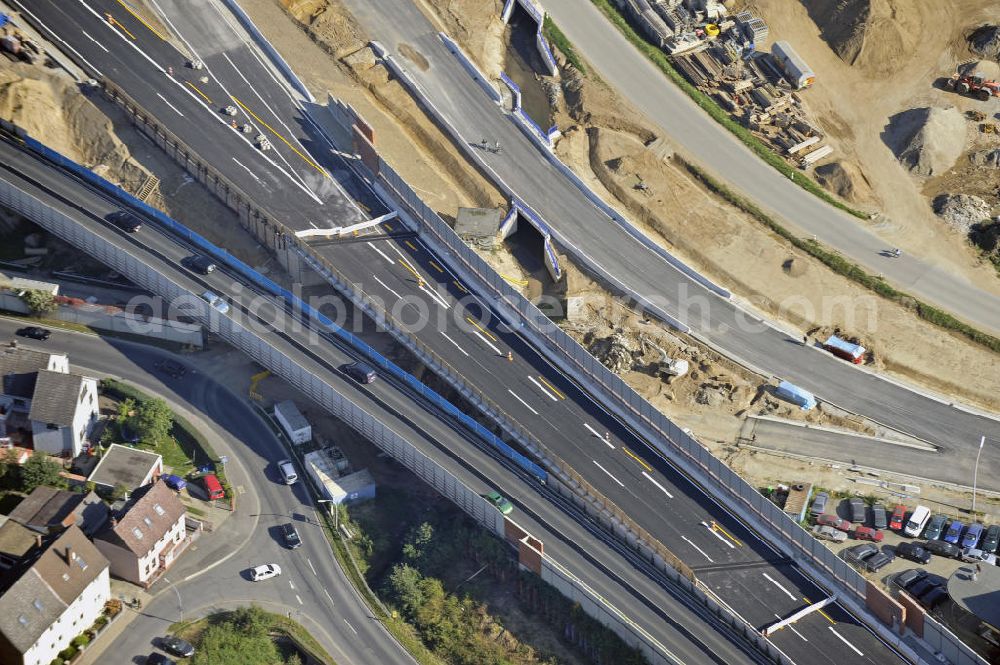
top-left (429, 261), bottom-right (444, 274)
top-left (186, 81), bottom-right (212, 103)
top-left (803, 597), bottom-right (836, 624)
top-left (383, 223), bottom-right (393, 231)
top-left (230, 96), bottom-right (328, 178)
top-left (537, 376), bottom-right (565, 400)
top-left (398, 258), bottom-right (423, 283)
top-left (116, 0), bottom-right (167, 40)
top-left (465, 316), bottom-right (496, 341)
top-left (404, 240), bottom-right (417, 251)
top-left (453, 281), bottom-right (468, 293)
top-left (500, 272), bottom-right (529, 286)
top-left (106, 14), bottom-right (136, 40)
top-left (622, 447), bottom-right (652, 472)
top-left (710, 522), bottom-right (743, 547)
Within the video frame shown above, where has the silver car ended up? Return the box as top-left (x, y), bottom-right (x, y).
top-left (960, 548), bottom-right (998, 565)
top-left (813, 525), bottom-right (848, 543)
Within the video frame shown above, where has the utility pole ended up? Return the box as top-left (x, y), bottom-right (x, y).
top-left (972, 435), bottom-right (986, 514)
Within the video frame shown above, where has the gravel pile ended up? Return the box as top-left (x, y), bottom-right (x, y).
top-left (969, 149), bottom-right (1000, 168)
top-left (968, 25), bottom-right (1000, 61)
top-left (885, 107), bottom-right (967, 177)
top-left (932, 194), bottom-right (992, 234)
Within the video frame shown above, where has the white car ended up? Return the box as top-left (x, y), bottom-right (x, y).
top-left (200, 291), bottom-right (229, 315)
top-left (812, 525), bottom-right (848, 543)
top-left (250, 563), bottom-right (281, 582)
top-left (960, 548), bottom-right (997, 565)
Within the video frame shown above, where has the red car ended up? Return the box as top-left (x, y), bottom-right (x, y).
top-left (816, 514), bottom-right (852, 532)
top-left (854, 526), bottom-right (884, 542)
top-left (889, 505), bottom-right (907, 531)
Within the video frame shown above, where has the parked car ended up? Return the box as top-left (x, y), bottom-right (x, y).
top-left (154, 358), bottom-right (187, 379)
top-left (107, 210), bottom-right (142, 232)
top-left (146, 654), bottom-right (176, 665)
top-left (923, 514), bottom-right (948, 541)
top-left (812, 525), bottom-right (848, 543)
top-left (342, 361), bottom-right (377, 384)
top-left (281, 523), bottom-right (302, 549)
top-left (960, 548), bottom-right (997, 565)
top-left (982, 525), bottom-right (1000, 554)
top-left (161, 474), bottom-right (187, 491)
top-left (183, 254), bottom-right (217, 275)
top-left (889, 505), bottom-right (907, 531)
top-left (844, 543), bottom-right (878, 567)
top-left (201, 473), bottom-right (225, 501)
top-left (485, 490), bottom-right (513, 515)
top-left (161, 636), bottom-right (195, 658)
top-left (943, 520), bottom-right (965, 544)
top-left (200, 290), bottom-right (229, 315)
top-left (961, 523), bottom-right (984, 550)
top-left (922, 540), bottom-right (962, 559)
top-left (907, 578), bottom-right (938, 599)
top-left (919, 586), bottom-right (949, 610)
top-left (809, 491), bottom-right (829, 516)
top-left (854, 526), bottom-right (884, 542)
top-left (871, 504), bottom-right (888, 530)
top-left (864, 552), bottom-right (894, 572)
top-left (893, 568), bottom-right (927, 590)
top-left (250, 563), bottom-right (281, 582)
top-left (816, 514), bottom-right (852, 532)
top-left (15, 326), bottom-right (50, 340)
top-left (848, 497), bottom-right (867, 523)
top-left (896, 542), bottom-right (931, 564)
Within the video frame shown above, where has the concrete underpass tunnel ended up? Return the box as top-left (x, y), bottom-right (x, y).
top-left (499, 205), bottom-right (566, 314)
top-left (502, 1), bottom-right (553, 130)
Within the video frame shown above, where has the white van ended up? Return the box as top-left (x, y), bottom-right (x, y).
top-left (277, 459), bottom-right (298, 485)
top-left (903, 505), bottom-right (931, 538)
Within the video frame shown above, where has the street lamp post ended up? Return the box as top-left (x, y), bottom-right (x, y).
top-left (972, 436), bottom-right (986, 514)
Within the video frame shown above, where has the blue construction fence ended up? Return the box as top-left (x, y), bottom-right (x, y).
top-left (18, 133), bottom-right (547, 484)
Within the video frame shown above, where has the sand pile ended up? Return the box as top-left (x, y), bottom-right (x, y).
top-left (801, 0), bottom-right (919, 77)
top-left (884, 106), bottom-right (967, 177)
top-left (932, 193), bottom-right (992, 234)
top-left (968, 24), bottom-right (1000, 61)
top-left (280, 0), bottom-right (365, 59)
top-left (813, 161), bottom-right (872, 202)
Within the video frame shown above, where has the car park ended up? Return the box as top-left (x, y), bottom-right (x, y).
top-left (864, 552), bottom-right (894, 572)
top-left (162, 474), bottom-right (186, 491)
top-left (161, 636), bottom-right (195, 658)
top-left (923, 540), bottom-right (962, 559)
top-left (919, 586), bottom-right (949, 610)
top-left (893, 568), bottom-right (926, 590)
top-left (200, 290), bottom-right (229, 315)
top-left (816, 514), bottom-right (852, 531)
top-left (183, 254), bottom-right (217, 275)
top-left (15, 326), bottom-right (50, 340)
top-left (812, 525), bottom-right (848, 542)
top-left (871, 503), bottom-right (888, 530)
top-left (486, 490), bottom-right (513, 515)
top-left (923, 514), bottom-right (947, 541)
top-left (982, 525), bottom-right (1000, 554)
top-left (154, 358), bottom-right (187, 378)
top-left (809, 491), bottom-right (829, 516)
top-left (960, 548), bottom-right (997, 565)
top-left (343, 361), bottom-right (377, 384)
top-left (281, 523), bottom-right (302, 549)
top-left (107, 210), bottom-right (142, 232)
top-left (854, 526), bottom-right (883, 542)
top-left (848, 497), bottom-right (866, 523)
top-left (250, 563), bottom-right (281, 581)
top-left (907, 578), bottom-right (937, 599)
top-left (889, 505), bottom-right (907, 531)
top-left (896, 542), bottom-right (932, 564)
top-left (943, 520), bottom-right (965, 544)
top-left (844, 543), bottom-right (878, 567)
top-left (960, 523), bottom-right (984, 550)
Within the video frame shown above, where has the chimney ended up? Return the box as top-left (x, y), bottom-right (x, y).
top-left (34, 534), bottom-right (42, 548)
top-left (65, 546), bottom-right (74, 563)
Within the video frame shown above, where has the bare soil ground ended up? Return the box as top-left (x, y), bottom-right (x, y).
top-left (741, 0), bottom-right (1000, 293)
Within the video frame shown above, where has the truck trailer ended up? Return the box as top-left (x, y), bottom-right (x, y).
top-left (771, 40), bottom-right (815, 89)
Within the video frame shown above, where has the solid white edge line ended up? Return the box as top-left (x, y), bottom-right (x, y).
top-left (367, 243), bottom-right (394, 264)
top-left (527, 375), bottom-right (559, 401)
top-left (828, 627), bottom-right (863, 656)
top-left (156, 92), bottom-right (185, 117)
top-left (592, 460), bottom-right (624, 487)
top-left (704, 522), bottom-right (736, 549)
top-left (507, 389), bottom-right (539, 415)
top-left (473, 330), bottom-right (502, 355)
top-left (774, 614), bottom-right (808, 642)
top-left (681, 535), bottom-right (714, 562)
top-left (343, 619), bottom-right (358, 635)
top-left (80, 29), bottom-right (108, 52)
top-left (231, 157), bottom-right (261, 182)
top-left (419, 282), bottom-right (451, 309)
top-left (372, 274), bottom-right (402, 300)
top-left (641, 471), bottom-right (673, 498)
top-left (761, 572), bottom-right (797, 601)
top-left (10, 0), bottom-right (104, 77)
top-left (440, 331), bottom-right (469, 356)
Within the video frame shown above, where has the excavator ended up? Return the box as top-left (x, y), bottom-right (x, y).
top-left (944, 73), bottom-right (1000, 101)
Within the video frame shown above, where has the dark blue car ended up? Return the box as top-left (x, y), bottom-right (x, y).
top-left (943, 520), bottom-right (965, 544)
top-left (162, 474), bottom-right (187, 491)
top-left (961, 523), bottom-right (984, 550)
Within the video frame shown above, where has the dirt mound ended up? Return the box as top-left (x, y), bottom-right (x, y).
top-left (883, 106), bottom-right (967, 177)
top-left (932, 193), bottom-right (992, 233)
top-left (813, 161), bottom-right (872, 202)
top-left (958, 59), bottom-right (1000, 80)
top-left (280, 0), bottom-right (366, 59)
top-left (801, 0), bottom-right (919, 77)
top-left (969, 149), bottom-right (1000, 168)
top-left (968, 24), bottom-right (1000, 61)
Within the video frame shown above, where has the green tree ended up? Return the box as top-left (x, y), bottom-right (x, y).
top-left (19, 289), bottom-right (57, 317)
top-left (402, 521), bottom-right (434, 566)
top-left (0, 448), bottom-right (20, 490)
top-left (130, 398), bottom-right (172, 445)
top-left (191, 606), bottom-right (280, 665)
top-left (19, 453), bottom-right (63, 492)
top-left (387, 563), bottom-right (426, 615)
top-left (116, 398), bottom-right (137, 428)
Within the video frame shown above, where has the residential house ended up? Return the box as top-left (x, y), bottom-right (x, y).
top-left (0, 519), bottom-right (41, 571)
top-left (92, 480), bottom-right (186, 587)
top-left (0, 525), bottom-right (110, 665)
top-left (0, 344), bottom-right (99, 457)
top-left (8, 486), bottom-right (108, 537)
top-left (87, 444), bottom-right (162, 493)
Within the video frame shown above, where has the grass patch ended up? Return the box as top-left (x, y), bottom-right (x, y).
top-left (543, 16), bottom-right (585, 74)
top-left (681, 160), bottom-right (1000, 355)
top-left (586, 0), bottom-right (868, 220)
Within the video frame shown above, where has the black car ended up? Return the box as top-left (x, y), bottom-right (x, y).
top-left (146, 654), bottom-right (176, 665)
top-left (922, 539), bottom-right (962, 559)
top-left (896, 541), bottom-right (932, 564)
top-left (183, 254), bottom-right (217, 275)
top-left (343, 361), bottom-right (377, 384)
top-left (923, 514), bottom-right (948, 540)
top-left (871, 503), bottom-right (888, 530)
top-left (282, 522), bottom-right (301, 549)
top-left (107, 210), bottom-right (142, 232)
top-left (863, 552), bottom-right (894, 572)
top-left (982, 525), bottom-right (1000, 554)
top-left (907, 578), bottom-right (938, 599)
top-left (161, 635), bottom-right (195, 658)
top-left (848, 497), bottom-right (867, 523)
top-left (920, 586), bottom-right (949, 610)
top-left (844, 543), bottom-right (878, 567)
top-left (154, 359), bottom-right (187, 379)
top-left (16, 326), bottom-right (50, 340)
top-left (893, 568), bottom-right (927, 590)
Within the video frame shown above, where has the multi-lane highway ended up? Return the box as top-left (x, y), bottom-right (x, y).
top-left (0, 318), bottom-right (411, 665)
top-left (1, 136), bottom-right (771, 665)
